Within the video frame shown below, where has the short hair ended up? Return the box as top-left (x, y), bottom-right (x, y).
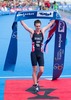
top-left (34, 20), bottom-right (41, 26)
top-left (53, 1), bottom-right (56, 4)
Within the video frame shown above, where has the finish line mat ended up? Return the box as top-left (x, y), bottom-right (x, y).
top-left (4, 78), bottom-right (71, 100)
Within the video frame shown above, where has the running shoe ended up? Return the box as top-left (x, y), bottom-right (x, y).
top-left (33, 84), bottom-right (40, 93)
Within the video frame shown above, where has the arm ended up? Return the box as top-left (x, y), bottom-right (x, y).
top-left (42, 20), bottom-right (55, 34)
top-left (20, 21), bottom-right (34, 34)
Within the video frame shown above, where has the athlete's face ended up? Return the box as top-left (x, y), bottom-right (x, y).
top-left (35, 23), bottom-right (41, 30)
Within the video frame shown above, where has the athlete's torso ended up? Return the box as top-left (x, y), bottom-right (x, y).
top-left (32, 31), bottom-right (44, 52)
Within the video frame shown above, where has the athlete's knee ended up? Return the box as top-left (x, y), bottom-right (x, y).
top-left (33, 66), bottom-right (37, 73)
top-left (40, 69), bottom-right (44, 74)
top-left (39, 67), bottom-right (44, 73)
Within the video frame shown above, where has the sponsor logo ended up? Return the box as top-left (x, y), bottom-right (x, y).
top-left (17, 12), bottom-right (34, 17)
top-left (58, 66), bottom-right (63, 70)
top-left (54, 63), bottom-right (63, 70)
top-left (55, 49), bottom-right (64, 60)
top-left (58, 21), bottom-right (65, 32)
top-left (12, 32), bottom-right (17, 39)
top-left (37, 11), bottom-right (53, 17)
top-left (58, 34), bottom-right (62, 48)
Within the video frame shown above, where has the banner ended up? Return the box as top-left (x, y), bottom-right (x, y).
top-left (15, 10), bottom-right (61, 21)
top-left (3, 10), bottom-right (67, 80)
top-left (3, 22), bottom-right (17, 71)
top-left (52, 20), bottom-right (67, 80)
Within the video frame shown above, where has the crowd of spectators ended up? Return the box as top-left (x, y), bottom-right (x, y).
top-left (0, 0), bottom-right (52, 13)
top-left (0, 0), bottom-right (71, 15)
top-left (0, 0), bottom-right (36, 13)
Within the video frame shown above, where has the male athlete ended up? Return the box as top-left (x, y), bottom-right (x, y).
top-left (20, 19), bottom-right (55, 93)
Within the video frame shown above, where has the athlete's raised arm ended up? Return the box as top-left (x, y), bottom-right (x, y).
top-left (42, 20), bottom-right (55, 34)
top-left (20, 21), bottom-right (34, 34)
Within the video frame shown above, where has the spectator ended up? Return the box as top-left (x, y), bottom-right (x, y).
top-left (53, 1), bottom-right (58, 11)
top-left (1, 1), bottom-right (8, 12)
top-left (43, 0), bottom-right (51, 10)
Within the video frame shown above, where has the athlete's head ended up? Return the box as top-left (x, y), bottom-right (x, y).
top-left (53, 1), bottom-right (56, 4)
top-left (34, 20), bottom-right (41, 30)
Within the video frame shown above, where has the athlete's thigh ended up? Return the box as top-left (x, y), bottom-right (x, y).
top-left (31, 52), bottom-right (37, 66)
top-left (37, 52), bottom-right (44, 66)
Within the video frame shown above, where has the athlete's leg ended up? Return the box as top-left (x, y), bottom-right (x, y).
top-left (31, 52), bottom-right (40, 92)
top-left (31, 52), bottom-right (38, 84)
top-left (32, 66), bottom-right (40, 93)
top-left (37, 52), bottom-right (44, 81)
top-left (37, 66), bottom-right (44, 81)
top-left (32, 66), bottom-right (38, 85)
top-left (32, 66), bottom-right (39, 93)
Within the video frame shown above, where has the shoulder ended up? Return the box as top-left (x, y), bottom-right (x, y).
top-left (30, 29), bottom-right (34, 34)
top-left (40, 30), bottom-right (44, 37)
top-left (30, 30), bottom-right (35, 38)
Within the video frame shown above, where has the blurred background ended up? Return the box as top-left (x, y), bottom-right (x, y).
top-left (0, 0), bottom-right (71, 14)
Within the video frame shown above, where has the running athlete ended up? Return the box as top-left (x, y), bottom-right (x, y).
top-left (20, 20), bottom-right (55, 93)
